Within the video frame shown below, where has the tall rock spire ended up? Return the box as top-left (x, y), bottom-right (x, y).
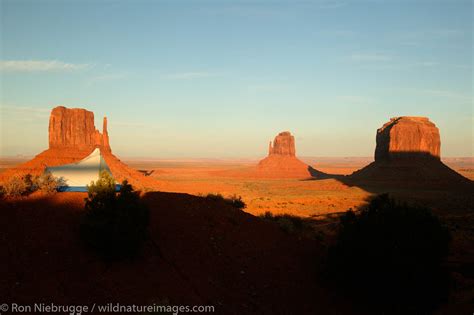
top-left (102, 116), bottom-right (111, 151)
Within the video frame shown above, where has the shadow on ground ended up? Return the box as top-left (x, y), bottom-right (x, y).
top-left (0, 192), bottom-right (354, 315)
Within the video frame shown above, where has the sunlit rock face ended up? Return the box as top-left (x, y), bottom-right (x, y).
top-left (268, 131), bottom-right (296, 157)
top-left (48, 106), bottom-right (110, 151)
top-left (375, 116), bottom-right (441, 161)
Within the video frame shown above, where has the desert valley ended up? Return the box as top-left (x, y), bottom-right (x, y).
top-left (1, 1), bottom-right (473, 314)
top-left (1, 106), bottom-right (473, 314)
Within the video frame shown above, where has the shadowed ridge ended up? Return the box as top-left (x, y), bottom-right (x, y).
top-left (306, 166), bottom-right (346, 180)
top-left (0, 191), bottom-right (351, 314)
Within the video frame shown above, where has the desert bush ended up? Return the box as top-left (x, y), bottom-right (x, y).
top-left (327, 194), bottom-right (451, 312)
top-left (23, 174), bottom-right (36, 193)
top-left (226, 194), bottom-right (246, 210)
top-left (260, 212), bottom-right (305, 233)
top-left (34, 172), bottom-right (67, 193)
top-left (80, 171), bottom-right (149, 260)
top-left (205, 193), bottom-right (246, 210)
top-left (1, 176), bottom-right (27, 198)
top-left (260, 211), bottom-right (319, 238)
top-left (204, 193), bottom-right (225, 202)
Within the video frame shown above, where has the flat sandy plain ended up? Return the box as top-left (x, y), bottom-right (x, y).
top-left (3, 156), bottom-right (471, 217)
top-left (131, 156), bottom-right (474, 216)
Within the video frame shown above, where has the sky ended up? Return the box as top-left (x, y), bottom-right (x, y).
top-left (0, 0), bottom-right (472, 158)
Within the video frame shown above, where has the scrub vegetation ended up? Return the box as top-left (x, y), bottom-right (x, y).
top-left (80, 171), bottom-right (149, 260)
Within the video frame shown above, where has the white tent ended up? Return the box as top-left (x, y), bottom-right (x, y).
top-left (46, 148), bottom-right (112, 190)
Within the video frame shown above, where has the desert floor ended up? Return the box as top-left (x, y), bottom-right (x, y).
top-left (128, 156), bottom-right (474, 217)
top-left (1, 156), bottom-right (473, 312)
top-left (2, 156), bottom-right (473, 217)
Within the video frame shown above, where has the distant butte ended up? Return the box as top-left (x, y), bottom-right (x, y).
top-left (256, 131), bottom-right (310, 178)
top-left (350, 116), bottom-right (472, 189)
top-left (375, 116), bottom-right (440, 161)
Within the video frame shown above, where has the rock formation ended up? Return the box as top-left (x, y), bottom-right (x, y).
top-left (375, 116), bottom-right (440, 161)
top-left (350, 116), bottom-right (472, 189)
top-left (1, 106), bottom-right (156, 189)
top-left (48, 106), bottom-right (111, 151)
top-left (268, 131), bottom-right (296, 156)
top-left (102, 117), bottom-right (111, 152)
top-left (257, 131), bottom-right (310, 178)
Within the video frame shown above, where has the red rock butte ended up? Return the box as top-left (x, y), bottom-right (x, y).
top-left (0, 106), bottom-right (157, 189)
top-left (257, 131), bottom-right (310, 178)
top-left (375, 116), bottom-right (440, 161)
top-left (268, 131), bottom-right (296, 156)
top-left (49, 106), bottom-right (111, 151)
top-left (350, 116), bottom-right (472, 188)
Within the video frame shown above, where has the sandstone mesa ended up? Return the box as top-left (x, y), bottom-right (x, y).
top-left (49, 106), bottom-right (111, 152)
top-left (375, 116), bottom-right (440, 161)
top-left (350, 116), bottom-right (471, 188)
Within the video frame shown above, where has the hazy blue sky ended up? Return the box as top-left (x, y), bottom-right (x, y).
top-left (1, 0), bottom-right (472, 158)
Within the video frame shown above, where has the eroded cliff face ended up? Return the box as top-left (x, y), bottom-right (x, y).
top-left (48, 106), bottom-right (110, 151)
top-left (375, 116), bottom-right (440, 161)
top-left (268, 131), bottom-right (296, 157)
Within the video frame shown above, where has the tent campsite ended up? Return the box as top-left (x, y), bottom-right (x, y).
top-left (46, 148), bottom-right (115, 192)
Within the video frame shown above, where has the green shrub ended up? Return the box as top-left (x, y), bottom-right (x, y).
top-left (327, 194), bottom-right (451, 312)
top-left (34, 172), bottom-right (67, 193)
top-left (205, 193), bottom-right (246, 210)
top-left (2, 176), bottom-right (27, 197)
top-left (80, 171), bottom-right (149, 260)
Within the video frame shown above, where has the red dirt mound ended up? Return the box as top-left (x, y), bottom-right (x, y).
top-left (102, 151), bottom-right (158, 189)
top-left (0, 148), bottom-right (95, 180)
top-left (256, 155), bottom-right (311, 178)
top-left (349, 158), bottom-right (474, 190)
